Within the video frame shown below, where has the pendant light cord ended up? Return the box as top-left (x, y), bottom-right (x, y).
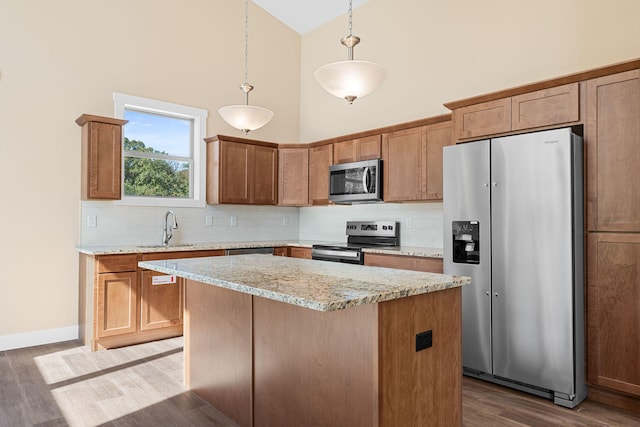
top-left (244, 0), bottom-right (249, 85)
top-left (348, 0), bottom-right (353, 37)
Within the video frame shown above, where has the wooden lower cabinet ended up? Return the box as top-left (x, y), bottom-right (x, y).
top-left (272, 246), bottom-right (312, 259)
top-left (96, 271), bottom-right (137, 338)
top-left (84, 250), bottom-right (225, 351)
top-left (364, 253), bottom-right (443, 273)
top-left (587, 232), bottom-right (640, 397)
top-left (140, 270), bottom-right (183, 331)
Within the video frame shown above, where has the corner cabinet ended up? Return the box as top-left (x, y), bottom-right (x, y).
top-left (205, 136), bottom-right (278, 205)
top-left (76, 114), bottom-right (128, 200)
top-left (382, 120), bottom-right (452, 202)
top-left (278, 147), bottom-right (309, 206)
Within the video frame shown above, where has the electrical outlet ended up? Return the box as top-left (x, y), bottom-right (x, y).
top-left (205, 215), bottom-right (213, 227)
top-left (416, 330), bottom-right (432, 352)
top-left (406, 217), bottom-right (413, 229)
top-left (282, 216), bottom-right (288, 226)
top-left (230, 216), bottom-right (237, 227)
top-left (87, 215), bottom-right (97, 227)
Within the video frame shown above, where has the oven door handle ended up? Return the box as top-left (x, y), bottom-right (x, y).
top-left (362, 167), bottom-right (370, 193)
top-left (311, 249), bottom-right (361, 260)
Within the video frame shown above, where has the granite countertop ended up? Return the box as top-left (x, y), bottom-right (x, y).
top-left (138, 254), bottom-right (467, 312)
top-left (77, 240), bottom-right (444, 258)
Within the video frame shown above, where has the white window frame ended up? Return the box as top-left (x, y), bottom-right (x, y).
top-left (113, 93), bottom-right (208, 208)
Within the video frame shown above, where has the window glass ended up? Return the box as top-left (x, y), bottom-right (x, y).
top-left (113, 93), bottom-right (208, 207)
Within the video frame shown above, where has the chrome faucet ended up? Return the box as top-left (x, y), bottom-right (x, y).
top-left (162, 210), bottom-right (178, 246)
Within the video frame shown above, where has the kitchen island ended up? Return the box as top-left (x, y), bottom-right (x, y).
top-left (139, 254), bottom-right (469, 427)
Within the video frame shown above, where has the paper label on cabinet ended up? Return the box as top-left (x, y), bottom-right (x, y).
top-left (152, 275), bottom-right (176, 285)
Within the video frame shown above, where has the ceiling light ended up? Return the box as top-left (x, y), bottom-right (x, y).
top-left (314, 0), bottom-right (386, 104)
top-left (219, 0), bottom-right (274, 134)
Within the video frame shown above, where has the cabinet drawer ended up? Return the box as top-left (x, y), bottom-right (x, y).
top-left (453, 98), bottom-right (511, 140)
top-left (364, 253), bottom-right (443, 273)
top-left (97, 254), bottom-right (138, 273)
top-left (512, 83), bottom-right (580, 131)
top-left (289, 247), bottom-right (312, 259)
top-left (140, 250), bottom-right (226, 262)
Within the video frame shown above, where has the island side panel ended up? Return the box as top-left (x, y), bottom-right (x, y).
top-left (378, 287), bottom-right (462, 427)
top-left (184, 279), bottom-right (253, 427)
top-left (253, 297), bottom-right (379, 427)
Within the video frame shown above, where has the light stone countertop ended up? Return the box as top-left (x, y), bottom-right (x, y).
top-left (77, 240), bottom-right (444, 258)
top-left (138, 254), bottom-right (467, 312)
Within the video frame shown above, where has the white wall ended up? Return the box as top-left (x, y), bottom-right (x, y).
top-left (0, 0), bottom-right (300, 346)
top-left (299, 0), bottom-right (640, 141)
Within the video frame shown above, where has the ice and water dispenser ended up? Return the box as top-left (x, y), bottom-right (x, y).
top-left (452, 221), bottom-right (480, 264)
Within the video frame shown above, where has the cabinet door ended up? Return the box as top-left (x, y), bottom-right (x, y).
top-left (586, 70), bottom-right (640, 232)
top-left (424, 122), bottom-right (452, 200)
top-left (356, 135), bottom-right (382, 161)
top-left (587, 233), bottom-right (640, 396)
top-left (382, 127), bottom-right (424, 202)
top-left (278, 148), bottom-right (309, 206)
top-left (333, 140), bottom-right (357, 164)
top-left (453, 98), bottom-right (511, 141)
top-left (309, 144), bottom-right (333, 205)
top-left (511, 83), bottom-right (580, 131)
top-left (140, 270), bottom-right (183, 331)
top-left (96, 272), bottom-right (137, 338)
top-left (85, 122), bottom-right (122, 200)
top-left (251, 145), bottom-right (278, 205)
top-left (219, 140), bottom-right (251, 204)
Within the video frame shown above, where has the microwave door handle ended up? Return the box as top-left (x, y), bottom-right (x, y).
top-left (362, 167), bottom-right (370, 193)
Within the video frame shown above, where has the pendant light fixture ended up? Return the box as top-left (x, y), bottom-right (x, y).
top-left (314, 0), bottom-right (386, 104)
top-left (219, 0), bottom-right (273, 134)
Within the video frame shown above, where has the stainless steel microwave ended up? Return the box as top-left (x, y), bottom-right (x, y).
top-left (328, 159), bottom-right (382, 204)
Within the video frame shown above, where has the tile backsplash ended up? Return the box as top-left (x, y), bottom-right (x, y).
top-left (80, 201), bottom-right (443, 248)
top-left (299, 202), bottom-right (443, 247)
top-left (80, 202), bottom-right (300, 246)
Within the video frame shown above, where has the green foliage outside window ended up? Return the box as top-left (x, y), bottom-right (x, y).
top-left (124, 138), bottom-right (190, 198)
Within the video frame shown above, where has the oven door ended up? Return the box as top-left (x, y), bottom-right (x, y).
top-left (329, 159), bottom-right (382, 204)
top-left (311, 246), bottom-right (363, 264)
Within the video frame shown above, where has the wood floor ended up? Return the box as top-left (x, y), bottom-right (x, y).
top-left (1, 337), bottom-right (639, 427)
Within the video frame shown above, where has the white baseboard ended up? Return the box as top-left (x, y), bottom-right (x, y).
top-left (0, 326), bottom-right (79, 352)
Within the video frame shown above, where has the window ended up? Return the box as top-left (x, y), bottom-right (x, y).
top-left (113, 93), bottom-right (208, 207)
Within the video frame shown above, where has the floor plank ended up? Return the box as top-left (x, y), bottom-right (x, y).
top-left (2, 337), bottom-right (640, 426)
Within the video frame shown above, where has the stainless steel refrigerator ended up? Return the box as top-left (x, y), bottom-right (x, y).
top-left (443, 127), bottom-right (587, 408)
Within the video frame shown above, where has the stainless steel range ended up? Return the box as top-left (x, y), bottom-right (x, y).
top-left (311, 221), bottom-right (399, 264)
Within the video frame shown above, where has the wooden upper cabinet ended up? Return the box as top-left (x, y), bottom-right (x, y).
top-left (382, 127), bottom-right (424, 202)
top-left (278, 147), bottom-right (309, 206)
top-left (309, 144), bottom-right (333, 205)
top-left (424, 122), bottom-right (453, 200)
top-left (76, 114), bottom-right (128, 200)
top-left (586, 69), bottom-right (640, 232)
top-left (333, 135), bottom-right (382, 164)
top-left (219, 140), bottom-right (251, 204)
top-left (512, 83), bottom-right (580, 131)
top-left (206, 137), bottom-right (278, 205)
top-left (382, 122), bottom-right (452, 202)
top-left (587, 233), bottom-right (640, 396)
top-left (252, 144), bottom-right (278, 205)
top-left (453, 98), bottom-right (511, 141)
